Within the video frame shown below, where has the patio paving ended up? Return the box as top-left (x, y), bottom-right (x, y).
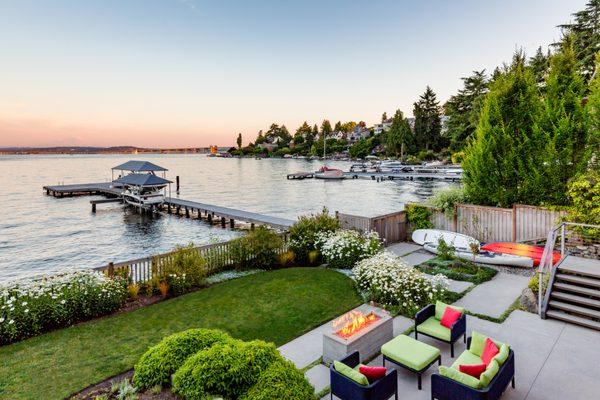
top-left (397, 250), bottom-right (436, 266)
top-left (305, 364), bottom-right (330, 394)
top-left (387, 242), bottom-right (422, 256)
top-left (454, 272), bottom-right (530, 318)
top-left (321, 310), bottom-right (600, 400)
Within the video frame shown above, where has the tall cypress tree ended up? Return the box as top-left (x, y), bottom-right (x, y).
top-left (541, 35), bottom-right (590, 204)
top-left (413, 86), bottom-right (443, 151)
top-left (528, 46), bottom-right (551, 87)
top-left (463, 55), bottom-right (546, 207)
top-left (385, 109), bottom-right (412, 158)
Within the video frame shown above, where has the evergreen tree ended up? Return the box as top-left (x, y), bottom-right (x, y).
top-left (413, 86), bottom-right (443, 151)
top-left (528, 46), bottom-right (551, 87)
top-left (236, 133), bottom-right (242, 149)
top-left (385, 109), bottom-right (413, 158)
top-left (585, 53), bottom-right (600, 171)
top-left (462, 55), bottom-right (547, 207)
top-left (541, 35), bottom-right (590, 204)
top-left (334, 121), bottom-right (342, 132)
top-left (381, 112), bottom-right (388, 122)
top-left (255, 130), bottom-right (265, 144)
top-left (295, 121), bottom-right (312, 136)
top-left (558, 0), bottom-right (600, 80)
top-left (320, 119), bottom-right (332, 138)
top-left (444, 70), bottom-right (489, 151)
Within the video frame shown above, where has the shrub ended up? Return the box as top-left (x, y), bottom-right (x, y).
top-left (352, 252), bottom-right (449, 316)
top-left (528, 273), bottom-right (550, 295)
top-left (566, 170), bottom-right (600, 232)
top-left (317, 230), bottom-right (381, 269)
top-left (241, 359), bottom-right (314, 400)
top-left (133, 328), bottom-right (231, 389)
top-left (419, 258), bottom-right (497, 284)
top-left (289, 210), bottom-right (340, 263)
top-left (405, 204), bottom-right (434, 230)
top-left (0, 270), bottom-right (127, 344)
top-left (172, 339), bottom-right (283, 399)
top-left (157, 244), bottom-right (207, 288)
top-left (229, 226), bottom-right (284, 270)
top-left (428, 186), bottom-right (468, 218)
top-left (127, 283), bottom-right (140, 300)
top-left (436, 238), bottom-right (456, 261)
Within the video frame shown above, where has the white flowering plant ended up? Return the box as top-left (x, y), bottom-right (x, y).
top-left (317, 229), bottom-right (381, 269)
top-left (352, 252), bottom-right (450, 317)
top-left (0, 270), bottom-right (127, 344)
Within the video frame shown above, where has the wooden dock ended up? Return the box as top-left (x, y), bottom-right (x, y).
top-left (287, 172), bottom-right (314, 180)
top-left (43, 182), bottom-right (294, 230)
top-left (285, 171), bottom-right (461, 182)
top-left (162, 198), bottom-right (294, 230)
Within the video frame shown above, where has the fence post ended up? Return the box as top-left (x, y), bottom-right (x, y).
top-left (560, 223), bottom-right (566, 256)
top-left (453, 205), bottom-right (458, 232)
top-left (512, 204), bottom-right (517, 242)
top-left (107, 262), bottom-right (114, 277)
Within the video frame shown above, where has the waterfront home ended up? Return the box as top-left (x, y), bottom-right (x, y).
top-left (374, 119), bottom-right (393, 135)
top-left (348, 125), bottom-right (371, 142)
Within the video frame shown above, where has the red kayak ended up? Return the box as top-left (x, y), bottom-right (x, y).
top-left (481, 242), bottom-right (561, 266)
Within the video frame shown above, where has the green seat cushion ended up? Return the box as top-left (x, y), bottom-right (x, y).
top-left (439, 366), bottom-right (480, 389)
top-left (333, 361), bottom-right (369, 386)
top-left (417, 316), bottom-right (451, 341)
top-left (492, 344), bottom-right (510, 366)
top-left (435, 301), bottom-right (465, 320)
top-left (451, 350), bottom-right (483, 370)
top-left (381, 334), bottom-right (440, 371)
top-left (470, 331), bottom-right (507, 357)
top-left (479, 359), bottom-right (500, 388)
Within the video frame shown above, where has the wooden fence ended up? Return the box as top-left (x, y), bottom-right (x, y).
top-left (424, 204), bottom-right (566, 242)
top-left (94, 235), bottom-right (289, 284)
top-left (336, 211), bottom-right (407, 244)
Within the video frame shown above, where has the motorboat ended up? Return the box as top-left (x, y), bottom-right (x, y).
top-left (315, 166), bottom-right (344, 180)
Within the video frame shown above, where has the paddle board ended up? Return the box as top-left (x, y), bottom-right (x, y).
top-left (481, 242), bottom-right (561, 266)
top-left (412, 229), bottom-right (479, 248)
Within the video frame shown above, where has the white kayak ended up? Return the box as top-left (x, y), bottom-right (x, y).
top-left (423, 243), bottom-right (534, 268)
top-left (412, 229), bottom-right (479, 248)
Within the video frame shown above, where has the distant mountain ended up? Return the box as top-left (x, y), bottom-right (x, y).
top-left (0, 146), bottom-right (212, 154)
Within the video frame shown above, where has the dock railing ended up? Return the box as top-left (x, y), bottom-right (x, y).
top-left (538, 222), bottom-right (600, 318)
top-left (94, 234), bottom-right (289, 283)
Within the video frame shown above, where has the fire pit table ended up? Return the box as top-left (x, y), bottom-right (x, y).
top-left (381, 334), bottom-right (441, 390)
top-left (323, 305), bottom-right (393, 364)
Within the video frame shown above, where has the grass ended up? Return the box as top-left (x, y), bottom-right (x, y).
top-left (417, 257), bottom-right (497, 284)
top-left (0, 268), bottom-right (361, 400)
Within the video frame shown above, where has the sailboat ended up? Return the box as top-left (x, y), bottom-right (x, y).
top-left (314, 132), bottom-right (344, 179)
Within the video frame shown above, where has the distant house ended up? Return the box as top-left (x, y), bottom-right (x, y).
top-left (331, 131), bottom-right (347, 140)
top-left (257, 143), bottom-right (278, 152)
top-left (373, 119), bottom-right (393, 135)
top-left (348, 125), bottom-right (371, 143)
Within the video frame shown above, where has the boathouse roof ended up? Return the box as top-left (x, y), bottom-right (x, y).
top-left (113, 173), bottom-right (172, 186)
top-left (111, 160), bottom-right (168, 172)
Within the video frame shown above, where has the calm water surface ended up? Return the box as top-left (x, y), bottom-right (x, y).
top-left (0, 154), bottom-right (453, 282)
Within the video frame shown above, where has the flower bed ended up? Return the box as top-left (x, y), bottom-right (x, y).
top-left (0, 270), bottom-right (127, 344)
top-left (317, 229), bottom-right (381, 269)
top-left (418, 257), bottom-right (497, 284)
top-left (352, 252), bottom-right (449, 316)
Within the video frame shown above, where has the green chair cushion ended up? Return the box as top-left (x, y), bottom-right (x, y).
top-left (439, 365), bottom-right (480, 389)
top-left (333, 360), bottom-right (369, 386)
top-left (381, 334), bottom-right (440, 371)
top-left (417, 316), bottom-right (451, 341)
top-left (470, 331), bottom-right (506, 357)
top-left (435, 301), bottom-right (465, 320)
top-left (492, 344), bottom-right (510, 366)
top-left (451, 350), bottom-right (483, 370)
top-left (479, 359), bottom-right (500, 388)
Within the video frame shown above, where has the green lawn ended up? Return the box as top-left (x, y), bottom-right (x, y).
top-left (0, 268), bottom-right (361, 400)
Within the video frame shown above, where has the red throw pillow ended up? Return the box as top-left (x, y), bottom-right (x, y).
top-left (459, 363), bottom-right (487, 379)
top-left (359, 365), bottom-right (387, 383)
top-left (481, 338), bottom-right (500, 366)
top-left (440, 306), bottom-right (462, 328)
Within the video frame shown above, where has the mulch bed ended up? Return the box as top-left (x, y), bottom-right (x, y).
top-left (69, 370), bottom-right (179, 400)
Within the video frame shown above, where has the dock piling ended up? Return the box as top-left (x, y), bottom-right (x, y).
top-left (176, 176), bottom-right (180, 193)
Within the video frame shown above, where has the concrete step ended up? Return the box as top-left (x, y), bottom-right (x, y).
top-left (557, 256), bottom-right (600, 279)
top-left (548, 300), bottom-right (600, 319)
top-left (546, 310), bottom-right (600, 331)
top-left (551, 291), bottom-right (600, 309)
top-left (553, 282), bottom-right (600, 298)
top-left (555, 273), bottom-right (600, 289)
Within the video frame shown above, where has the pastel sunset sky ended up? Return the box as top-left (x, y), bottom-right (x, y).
top-left (0, 0), bottom-right (586, 148)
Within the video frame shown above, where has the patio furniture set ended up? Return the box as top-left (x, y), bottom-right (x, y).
top-left (329, 301), bottom-right (516, 400)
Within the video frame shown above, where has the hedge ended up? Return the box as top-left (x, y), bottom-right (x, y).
top-left (241, 359), bottom-right (315, 400)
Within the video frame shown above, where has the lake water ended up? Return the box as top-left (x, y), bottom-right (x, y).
top-left (0, 154), bottom-right (454, 283)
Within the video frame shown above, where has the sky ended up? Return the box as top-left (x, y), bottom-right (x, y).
top-left (0, 0), bottom-right (588, 148)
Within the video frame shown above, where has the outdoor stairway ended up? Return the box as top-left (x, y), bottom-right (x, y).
top-left (546, 256), bottom-right (600, 331)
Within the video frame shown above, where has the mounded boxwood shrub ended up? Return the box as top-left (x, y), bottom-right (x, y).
top-left (133, 328), bottom-right (231, 389)
top-left (172, 339), bottom-right (283, 399)
top-left (241, 359), bottom-right (314, 400)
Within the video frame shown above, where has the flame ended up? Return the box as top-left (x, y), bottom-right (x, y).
top-left (333, 311), bottom-right (380, 339)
